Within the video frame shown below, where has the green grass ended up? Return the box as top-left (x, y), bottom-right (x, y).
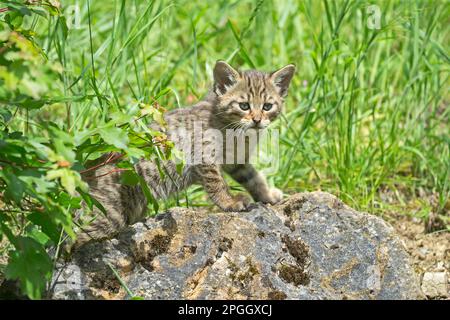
top-left (7, 0), bottom-right (450, 220)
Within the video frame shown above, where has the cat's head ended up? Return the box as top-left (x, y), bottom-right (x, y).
top-left (213, 61), bottom-right (295, 129)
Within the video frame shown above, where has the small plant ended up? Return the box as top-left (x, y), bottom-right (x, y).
top-left (0, 0), bottom-right (170, 299)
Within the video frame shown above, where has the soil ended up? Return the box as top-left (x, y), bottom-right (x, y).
top-left (384, 212), bottom-right (449, 299)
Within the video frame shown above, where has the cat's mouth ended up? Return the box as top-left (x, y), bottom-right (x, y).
top-left (253, 125), bottom-right (265, 129)
top-left (238, 120), bottom-right (269, 130)
top-left (250, 122), bottom-right (268, 129)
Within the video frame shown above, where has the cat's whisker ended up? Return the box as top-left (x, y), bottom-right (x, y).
top-left (213, 110), bottom-right (231, 116)
top-left (220, 120), bottom-right (242, 131)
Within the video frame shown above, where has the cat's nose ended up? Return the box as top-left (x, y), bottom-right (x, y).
top-left (253, 118), bottom-right (261, 124)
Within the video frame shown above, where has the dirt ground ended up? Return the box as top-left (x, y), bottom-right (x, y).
top-left (376, 186), bottom-right (449, 299)
top-left (383, 212), bottom-right (449, 299)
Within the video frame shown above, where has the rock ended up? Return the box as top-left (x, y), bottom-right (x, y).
top-left (421, 272), bottom-right (448, 298)
top-left (435, 262), bottom-right (446, 272)
top-left (49, 192), bottom-right (424, 300)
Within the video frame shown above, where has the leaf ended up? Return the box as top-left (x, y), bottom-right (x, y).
top-left (0, 218), bottom-right (17, 247)
top-left (19, 174), bottom-right (55, 194)
top-left (52, 137), bottom-right (76, 164)
top-left (5, 236), bottom-right (52, 300)
top-left (99, 126), bottom-right (129, 150)
top-left (60, 169), bottom-right (76, 195)
top-left (27, 225), bottom-right (51, 246)
top-left (1, 171), bottom-right (25, 204)
top-left (137, 176), bottom-right (158, 214)
top-left (77, 188), bottom-right (107, 216)
top-left (120, 170), bottom-right (139, 186)
top-left (46, 168), bottom-right (87, 196)
top-left (0, 108), bottom-right (12, 123)
top-left (57, 192), bottom-right (82, 210)
top-left (126, 147), bottom-right (146, 159)
top-left (227, 19), bottom-right (256, 68)
top-left (58, 15), bottom-right (68, 40)
top-left (5, 11), bottom-right (24, 29)
top-left (27, 211), bottom-right (61, 244)
top-left (47, 206), bottom-right (75, 240)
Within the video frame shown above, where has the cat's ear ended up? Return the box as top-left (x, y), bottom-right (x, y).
top-left (270, 64), bottom-right (296, 97)
top-left (213, 60), bottom-right (241, 95)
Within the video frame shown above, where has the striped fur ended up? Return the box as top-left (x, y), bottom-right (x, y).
top-left (73, 61), bottom-right (295, 249)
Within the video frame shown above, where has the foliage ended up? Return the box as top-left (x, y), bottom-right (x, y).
top-left (0, 0), bottom-right (169, 299)
top-left (0, 0), bottom-right (448, 299)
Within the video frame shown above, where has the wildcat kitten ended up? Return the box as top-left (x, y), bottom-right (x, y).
top-left (74, 61), bottom-right (295, 248)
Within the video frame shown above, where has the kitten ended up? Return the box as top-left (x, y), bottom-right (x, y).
top-left (73, 61), bottom-right (295, 248)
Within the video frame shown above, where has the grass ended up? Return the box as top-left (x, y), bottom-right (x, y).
top-left (9, 0), bottom-right (450, 224)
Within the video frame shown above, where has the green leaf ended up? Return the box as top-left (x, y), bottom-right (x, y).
top-left (77, 188), bottom-right (107, 216)
top-left (27, 225), bottom-right (51, 246)
top-left (27, 211), bottom-right (61, 244)
top-left (0, 218), bottom-right (17, 247)
top-left (46, 168), bottom-right (87, 196)
top-left (120, 170), bottom-right (139, 186)
top-left (1, 171), bottom-right (25, 204)
top-left (57, 192), bottom-right (82, 210)
top-left (5, 11), bottom-right (24, 29)
top-left (0, 108), bottom-right (12, 123)
top-left (126, 147), bottom-right (146, 159)
top-left (53, 138), bottom-right (76, 164)
top-left (5, 236), bottom-right (52, 300)
top-left (99, 126), bottom-right (129, 150)
top-left (137, 176), bottom-right (158, 214)
top-left (60, 169), bottom-right (76, 195)
top-left (19, 175), bottom-right (55, 194)
top-left (58, 16), bottom-right (68, 40)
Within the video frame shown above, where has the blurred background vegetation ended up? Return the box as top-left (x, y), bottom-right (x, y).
top-left (0, 0), bottom-right (448, 299)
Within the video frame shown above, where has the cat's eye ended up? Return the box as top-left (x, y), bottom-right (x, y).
top-left (239, 102), bottom-right (250, 111)
top-left (263, 103), bottom-right (273, 111)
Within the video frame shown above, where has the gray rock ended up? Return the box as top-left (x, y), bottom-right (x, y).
top-left (421, 272), bottom-right (448, 298)
top-left (49, 192), bottom-right (424, 300)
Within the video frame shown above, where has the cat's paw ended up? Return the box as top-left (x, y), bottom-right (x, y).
top-left (264, 187), bottom-right (284, 205)
top-left (222, 194), bottom-right (252, 212)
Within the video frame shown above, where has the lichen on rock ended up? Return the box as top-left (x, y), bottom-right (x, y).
top-left (49, 192), bottom-right (424, 300)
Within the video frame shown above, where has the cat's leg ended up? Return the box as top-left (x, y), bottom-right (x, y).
top-left (73, 211), bottom-right (124, 249)
top-left (224, 164), bottom-right (283, 205)
top-left (194, 164), bottom-right (251, 211)
top-left (69, 199), bottom-right (128, 252)
top-left (69, 183), bottom-right (146, 252)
